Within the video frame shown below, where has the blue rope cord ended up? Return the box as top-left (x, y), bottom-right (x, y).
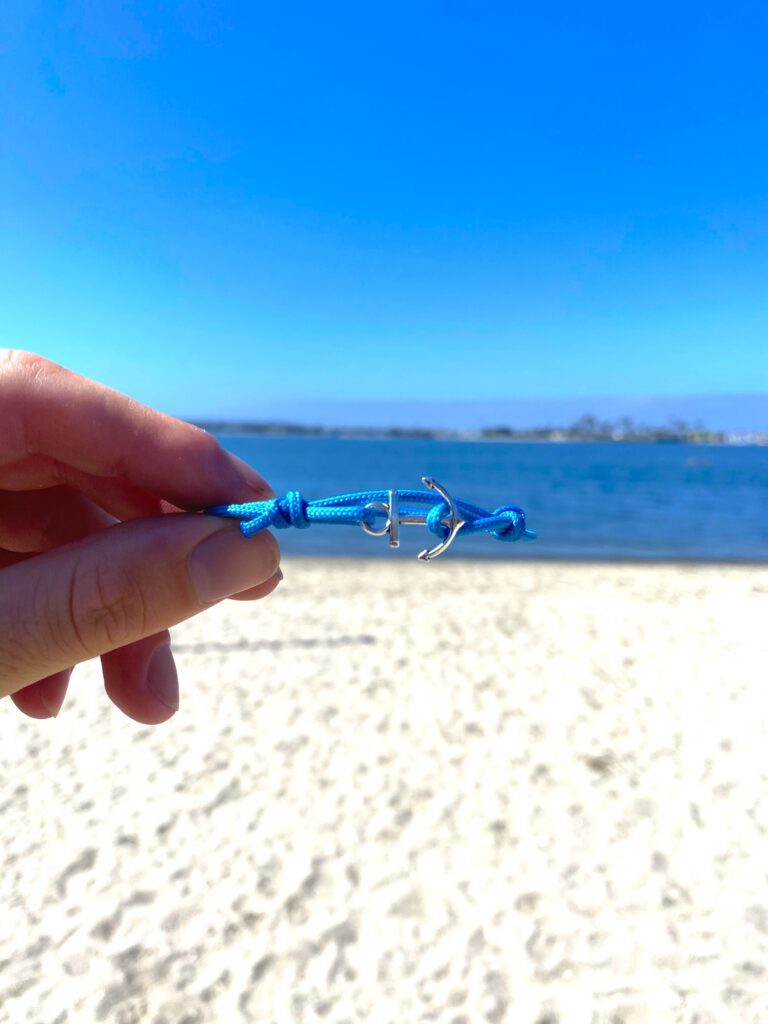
top-left (206, 489), bottom-right (536, 546)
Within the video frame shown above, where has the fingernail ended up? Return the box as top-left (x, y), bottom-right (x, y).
top-left (146, 644), bottom-right (179, 712)
top-left (189, 526), bottom-right (280, 604)
top-left (224, 452), bottom-right (275, 500)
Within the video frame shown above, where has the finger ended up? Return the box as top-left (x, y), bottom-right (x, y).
top-left (58, 467), bottom-right (165, 521)
top-left (4, 633), bottom-right (179, 725)
top-left (0, 548), bottom-right (33, 570)
top-left (0, 486), bottom-right (115, 552)
top-left (10, 669), bottom-right (72, 719)
top-left (101, 632), bottom-right (178, 725)
top-left (2, 492), bottom-right (177, 725)
top-left (0, 453), bottom-right (68, 489)
top-left (5, 574), bottom-right (283, 722)
top-left (0, 349), bottom-right (273, 507)
top-left (0, 513), bottom-right (280, 698)
top-left (0, 455), bottom-right (164, 519)
top-left (229, 569), bottom-right (283, 601)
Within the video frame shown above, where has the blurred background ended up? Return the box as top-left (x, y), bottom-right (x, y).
top-left (1, 1), bottom-right (766, 564)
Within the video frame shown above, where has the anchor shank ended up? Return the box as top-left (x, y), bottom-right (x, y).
top-left (387, 489), bottom-right (400, 548)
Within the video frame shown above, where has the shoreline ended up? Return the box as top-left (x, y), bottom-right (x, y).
top-left (208, 430), bottom-right (768, 447)
top-left (274, 553), bottom-right (768, 568)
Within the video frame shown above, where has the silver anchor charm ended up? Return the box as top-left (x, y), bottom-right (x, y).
top-left (360, 477), bottom-right (466, 561)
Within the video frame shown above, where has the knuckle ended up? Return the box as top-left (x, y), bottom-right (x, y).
top-left (0, 351), bottom-right (62, 457)
top-left (67, 558), bottom-right (149, 654)
top-left (0, 348), bottom-right (58, 383)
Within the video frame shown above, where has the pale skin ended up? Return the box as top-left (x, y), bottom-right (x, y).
top-left (0, 349), bottom-right (281, 724)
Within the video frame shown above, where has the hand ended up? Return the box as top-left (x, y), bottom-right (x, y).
top-left (0, 350), bottom-right (281, 724)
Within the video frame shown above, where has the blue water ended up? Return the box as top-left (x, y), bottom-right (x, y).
top-left (217, 436), bottom-right (768, 562)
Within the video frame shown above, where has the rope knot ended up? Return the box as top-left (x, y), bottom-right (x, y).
top-left (489, 504), bottom-right (527, 541)
top-left (275, 490), bottom-right (310, 529)
top-left (425, 500), bottom-right (450, 540)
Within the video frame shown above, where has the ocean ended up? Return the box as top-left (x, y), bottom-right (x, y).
top-left (217, 436), bottom-right (768, 562)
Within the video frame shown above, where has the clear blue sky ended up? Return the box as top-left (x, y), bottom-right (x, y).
top-left (1, 1), bottom-right (766, 419)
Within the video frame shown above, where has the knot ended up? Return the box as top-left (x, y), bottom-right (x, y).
top-left (487, 504), bottom-right (527, 541)
top-left (273, 490), bottom-right (310, 529)
top-left (424, 500), bottom-right (526, 543)
top-left (237, 491), bottom-right (310, 536)
top-left (425, 501), bottom-right (450, 540)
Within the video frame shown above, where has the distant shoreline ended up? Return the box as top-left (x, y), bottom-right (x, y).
top-left (196, 420), bottom-right (768, 446)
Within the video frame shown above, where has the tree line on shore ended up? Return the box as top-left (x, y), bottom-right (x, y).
top-left (195, 413), bottom-right (766, 443)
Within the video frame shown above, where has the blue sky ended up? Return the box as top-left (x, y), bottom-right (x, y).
top-left (1, 2), bottom-right (766, 420)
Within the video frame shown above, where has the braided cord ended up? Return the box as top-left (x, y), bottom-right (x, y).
top-left (206, 489), bottom-right (536, 546)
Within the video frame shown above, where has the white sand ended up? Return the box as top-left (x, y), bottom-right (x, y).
top-left (3, 560), bottom-right (768, 1024)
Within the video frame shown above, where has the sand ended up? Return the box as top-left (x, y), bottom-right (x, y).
top-left (2, 559), bottom-right (768, 1024)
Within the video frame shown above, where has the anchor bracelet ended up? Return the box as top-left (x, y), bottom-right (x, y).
top-left (206, 477), bottom-right (535, 561)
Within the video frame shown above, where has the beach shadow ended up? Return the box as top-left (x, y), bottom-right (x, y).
top-left (172, 635), bottom-right (377, 654)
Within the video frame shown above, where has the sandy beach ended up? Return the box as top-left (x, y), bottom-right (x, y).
top-left (3, 559), bottom-right (768, 1023)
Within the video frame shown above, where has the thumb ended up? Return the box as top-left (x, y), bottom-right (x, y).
top-left (0, 513), bottom-right (279, 699)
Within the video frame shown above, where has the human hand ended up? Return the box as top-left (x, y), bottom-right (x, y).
top-left (0, 350), bottom-right (281, 724)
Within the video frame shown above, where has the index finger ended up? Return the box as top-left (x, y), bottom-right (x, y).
top-left (0, 350), bottom-right (272, 508)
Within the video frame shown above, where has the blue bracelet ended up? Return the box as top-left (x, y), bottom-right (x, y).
top-left (206, 476), bottom-right (535, 561)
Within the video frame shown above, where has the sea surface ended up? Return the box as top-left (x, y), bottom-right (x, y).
top-left (217, 436), bottom-right (768, 562)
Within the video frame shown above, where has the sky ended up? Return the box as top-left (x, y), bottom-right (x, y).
top-left (1, 1), bottom-right (767, 423)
